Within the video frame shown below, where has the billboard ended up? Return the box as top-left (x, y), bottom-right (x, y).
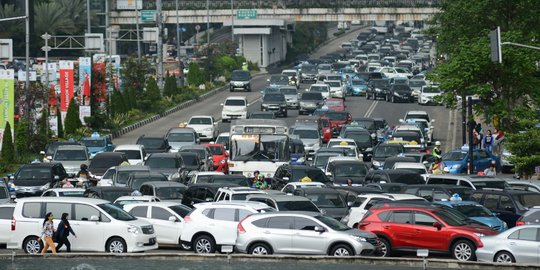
top-left (59, 61), bottom-right (74, 112)
top-left (0, 69), bottom-right (14, 151)
top-left (116, 0), bottom-right (142, 10)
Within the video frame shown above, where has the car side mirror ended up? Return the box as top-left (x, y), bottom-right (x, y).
top-left (168, 216), bottom-right (177, 222)
top-left (347, 201), bottom-right (354, 207)
top-left (46, 156), bottom-right (52, 160)
top-left (325, 172), bottom-right (332, 177)
top-left (90, 215), bottom-right (99, 222)
top-left (314, 226), bottom-right (325, 233)
top-left (205, 197), bottom-right (213, 202)
top-left (266, 79), bottom-right (270, 82)
top-left (54, 175), bottom-right (60, 180)
top-left (432, 222), bottom-right (442, 230)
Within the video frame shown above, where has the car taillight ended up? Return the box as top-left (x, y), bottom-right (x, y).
top-left (237, 222), bottom-right (246, 234)
top-left (11, 216), bottom-right (15, 231)
top-left (515, 220), bottom-right (525, 226)
top-left (184, 215), bottom-right (192, 222)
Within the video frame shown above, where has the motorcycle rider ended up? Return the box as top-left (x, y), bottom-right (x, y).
top-left (432, 141), bottom-right (442, 158)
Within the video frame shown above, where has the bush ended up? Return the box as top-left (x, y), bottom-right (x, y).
top-left (1, 122), bottom-right (14, 163)
top-left (64, 98), bottom-right (82, 136)
top-left (163, 75), bottom-right (178, 97)
top-left (187, 62), bottom-right (205, 86)
top-left (14, 119), bottom-right (29, 157)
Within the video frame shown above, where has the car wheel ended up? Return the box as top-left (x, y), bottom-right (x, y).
top-left (494, 251), bottom-right (515, 263)
top-left (23, 236), bottom-right (42, 254)
top-left (194, 235), bottom-right (216, 254)
top-left (377, 238), bottom-right (392, 257)
top-left (284, 111), bottom-right (288, 117)
top-left (331, 244), bottom-right (354, 256)
top-left (106, 237), bottom-right (127, 253)
top-left (249, 243), bottom-right (273, 255)
top-left (452, 240), bottom-right (476, 261)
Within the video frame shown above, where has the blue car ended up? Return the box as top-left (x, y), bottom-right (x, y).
top-left (349, 79), bottom-right (368, 96)
top-left (436, 200), bottom-right (508, 232)
top-left (441, 145), bottom-right (500, 174)
top-left (81, 132), bottom-right (115, 158)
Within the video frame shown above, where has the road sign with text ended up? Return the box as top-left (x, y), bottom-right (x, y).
top-left (236, 9), bottom-right (257, 19)
top-left (141, 10), bottom-right (157, 22)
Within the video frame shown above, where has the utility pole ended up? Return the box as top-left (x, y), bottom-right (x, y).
top-left (467, 97), bottom-right (474, 174)
top-left (461, 94), bottom-right (466, 145)
top-left (206, 0), bottom-right (210, 45)
top-left (25, 0), bottom-right (30, 122)
top-left (86, 0), bottom-right (91, 33)
top-left (157, 0), bottom-right (164, 91)
top-left (230, 0), bottom-right (234, 42)
top-left (176, 0), bottom-right (180, 55)
top-left (135, 3), bottom-right (141, 63)
top-left (41, 33), bottom-right (51, 88)
top-left (105, 0), bottom-right (110, 55)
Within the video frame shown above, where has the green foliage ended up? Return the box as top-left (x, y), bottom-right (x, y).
top-left (14, 120), bottom-right (29, 157)
top-left (64, 98), bottom-right (82, 136)
top-left (187, 62), bottom-right (205, 86)
top-left (1, 122), bottom-right (14, 163)
top-left (286, 22), bottom-right (328, 62)
top-left (32, 109), bottom-right (50, 154)
top-left (163, 75), bottom-right (178, 97)
top-left (506, 129), bottom-right (540, 178)
top-left (110, 90), bottom-right (127, 116)
top-left (56, 107), bottom-right (64, 139)
top-left (121, 57), bottom-right (150, 95)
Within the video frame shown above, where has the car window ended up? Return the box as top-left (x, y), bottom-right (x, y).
top-left (74, 203), bottom-right (109, 222)
top-left (294, 217), bottom-right (319, 230)
top-left (102, 169), bottom-right (116, 179)
top-left (414, 212), bottom-right (438, 226)
top-left (45, 202), bottom-right (71, 219)
top-left (391, 211), bottom-right (411, 224)
top-left (483, 194), bottom-right (499, 210)
top-left (266, 216), bottom-right (291, 229)
top-left (152, 207), bottom-right (172, 220)
top-left (471, 193), bottom-right (483, 203)
top-left (22, 202), bottom-right (42, 218)
top-left (377, 211), bottom-right (392, 222)
top-left (0, 207), bottom-right (14, 219)
top-left (238, 209), bottom-right (252, 221)
top-left (508, 228), bottom-right (538, 241)
top-left (252, 218), bottom-right (269, 228)
top-left (478, 151), bottom-right (489, 159)
top-left (129, 206), bottom-right (148, 218)
top-left (213, 208), bottom-right (236, 222)
top-left (499, 196), bottom-right (515, 211)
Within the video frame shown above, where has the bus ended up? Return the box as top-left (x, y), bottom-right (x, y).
top-left (228, 119), bottom-right (290, 179)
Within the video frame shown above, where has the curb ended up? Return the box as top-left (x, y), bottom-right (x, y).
top-left (108, 72), bottom-right (267, 140)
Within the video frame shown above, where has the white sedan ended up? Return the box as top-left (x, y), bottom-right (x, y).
top-left (186, 115), bottom-right (218, 140)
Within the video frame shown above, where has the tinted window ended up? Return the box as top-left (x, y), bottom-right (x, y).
top-left (167, 133), bottom-right (195, 142)
top-left (414, 212), bottom-right (437, 226)
top-left (53, 149), bottom-right (87, 161)
top-left (213, 208), bottom-right (236, 222)
top-left (45, 202), bottom-right (71, 219)
top-left (129, 206), bottom-right (148, 217)
top-left (483, 194), bottom-right (499, 210)
top-left (252, 218), bottom-right (269, 228)
top-left (74, 204), bottom-right (102, 221)
top-left (152, 207), bottom-right (172, 220)
top-left (225, 99), bottom-right (246, 106)
top-left (391, 211), bottom-right (411, 224)
top-left (277, 201), bottom-right (319, 212)
top-left (294, 217), bottom-right (319, 230)
top-left (388, 173), bottom-right (425, 185)
top-left (231, 71), bottom-right (250, 81)
top-left (377, 211), bottom-right (392, 222)
top-left (146, 157), bottom-right (179, 169)
top-left (301, 93), bottom-right (323, 100)
top-left (116, 150), bottom-right (141, 159)
top-left (22, 202), bottom-right (42, 218)
top-left (16, 167), bottom-right (52, 180)
top-left (512, 228), bottom-right (538, 241)
top-left (266, 216), bottom-right (291, 229)
top-left (0, 207), bottom-right (14, 219)
top-left (170, 205), bottom-right (191, 218)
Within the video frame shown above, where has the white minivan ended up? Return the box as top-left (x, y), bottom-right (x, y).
top-left (8, 197), bottom-right (158, 254)
top-left (221, 96), bottom-right (248, 122)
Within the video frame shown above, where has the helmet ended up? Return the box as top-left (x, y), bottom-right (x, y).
top-left (435, 141), bottom-right (441, 146)
top-left (80, 164), bottom-right (88, 170)
top-left (254, 170), bottom-right (260, 174)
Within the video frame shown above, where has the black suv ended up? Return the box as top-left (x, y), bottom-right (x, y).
top-left (471, 189), bottom-right (540, 227)
top-left (13, 162), bottom-right (68, 197)
top-left (366, 79), bottom-right (390, 100)
top-left (364, 169), bottom-right (425, 185)
top-left (229, 70), bottom-right (251, 92)
top-left (271, 164), bottom-right (332, 190)
top-left (387, 84), bottom-right (413, 103)
top-left (261, 93), bottom-right (287, 117)
top-left (136, 135), bottom-right (171, 154)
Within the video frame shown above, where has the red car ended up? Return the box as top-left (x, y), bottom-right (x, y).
top-left (202, 143), bottom-right (229, 173)
top-left (318, 116), bottom-right (333, 143)
top-left (324, 111), bottom-right (352, 135)
top-left (324, 98), bottom-right (346, 112)
top-left (358, 204), bottom-right (498, 261)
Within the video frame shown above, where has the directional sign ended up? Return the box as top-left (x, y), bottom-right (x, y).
top-left (236, 9), bottom-right (257, 19)
top-left (141, 10), bottom-right (157, 22)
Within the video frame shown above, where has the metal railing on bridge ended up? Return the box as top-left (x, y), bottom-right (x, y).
top-left (138, 0), bottom-right (442, 11)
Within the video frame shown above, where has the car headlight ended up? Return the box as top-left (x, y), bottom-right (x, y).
top-left (451, 164), bottom-right (461, 169)
top-left (503, 222), bottom-right (508, 229)
top-left (128, 225), bottom-right (141, 234)
top-left (372, 160), bottom-right (381, 166)
top-left (40, 183), bottom-right (51, 191)
top-left (351, 236), bottom-right (367, 242)
top-left (280, 104), bottom-right (286, 107)
top-left (393, 92), bottom-right (400, 96)
top-left (262, 104), bottom-right (269, 107)
top-left (204, 127), bottom-right (213, 131)
top-left (474, 233), bottom-right (485, 237)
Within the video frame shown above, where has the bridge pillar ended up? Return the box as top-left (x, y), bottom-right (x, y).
top-left (225, 19), bottom-right (293, 68)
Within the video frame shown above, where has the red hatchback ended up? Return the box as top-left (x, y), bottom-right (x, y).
top-left (324, 98), bottom-right (346, 112)
top-left (202, 143), bottom-right (229, 173)
top-left (358, 204), bottom-right (498, 261)
top-left (324, 111), bottom-right (352, 135)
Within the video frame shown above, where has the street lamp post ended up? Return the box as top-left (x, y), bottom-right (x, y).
top-left (86, 0), bottom-right (91, 33)
top-left (135, 3), bottom-right (141, 63)
top-left (231, 0), bottom-right (234, 42)
top-left (157, 0), bottom-right (164, 91)
top-left (25, 0), bottom-right (30, 122)
top-left (206, 0), bottom-right (210, 45)
top-left (41, 33), bottom-right (51, 89)
top-left (176, 0), bottom-right (180, 55)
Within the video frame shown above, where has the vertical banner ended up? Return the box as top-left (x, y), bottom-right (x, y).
top-left (93, 62), bottom-right (106, 102)
top-left (78, 57), bottom-right (92, 124)
top-left (0, 69), bottom-right (15, 151)
top-left (59, 61), bottom-right (74, 112)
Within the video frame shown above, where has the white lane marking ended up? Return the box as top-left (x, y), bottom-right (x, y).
top-left (364, 100), bottom-right (379, 118)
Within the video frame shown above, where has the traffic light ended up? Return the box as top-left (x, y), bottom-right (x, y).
top-left (489, 27), bottom-right (502, 63)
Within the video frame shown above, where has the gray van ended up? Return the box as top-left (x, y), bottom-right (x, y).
top-left (166, 127), bottom-right (199, 152)
top-left (229, 70), bottom-right (251, 92)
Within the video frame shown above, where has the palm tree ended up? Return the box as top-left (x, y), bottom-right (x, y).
top-left (58, 0), bottom-right (92, 33)
top-left (33, 1), bottom-right (77, 37)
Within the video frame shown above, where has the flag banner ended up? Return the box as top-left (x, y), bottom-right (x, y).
top-left (0, 69), bottom-right (15, 151)
top-left (78, 57), bottom-right (92, 106)
top-left (59, 61), bottom-right (74, 112)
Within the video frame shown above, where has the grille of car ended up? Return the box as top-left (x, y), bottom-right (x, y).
top-left (141, 225), bottom-right (154, 234)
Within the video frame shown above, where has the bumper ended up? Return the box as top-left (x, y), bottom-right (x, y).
top-left (475, 248), bottom-right (494, 263)
top-left (286, 100), bottom-right (299, 108)
top-left (15, 186), bottom-right (43, 197)
top-left (262, 106), bottom-right (287, 115)
top-left (222, 112), bottom-right (247, 120)
top-left (301, 75), bottom-right (316, 82)
top-left (304, 146), bottom-right (320, 158)
top-left (392, 95), bottom-right (413, 102)
top-left (331, 91), bottom-right (345, 98)
top-left (197, 130), bottom-right (214, 139)
top-left (351, 88), bottom-right (367, 96)
top-left (126, 234), bottom-right (159, 252)
top-left (230, 83), bottom-right (250, 90)
top-left (352, 241), bottom-right (376, 256)
top-left (299, 106), bottom-right (317, 113)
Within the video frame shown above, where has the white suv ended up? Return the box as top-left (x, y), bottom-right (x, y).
top-left (221, 96), bottom-right (248, 122)
top-left (214, 187), bottom-right (265, 201)
top-left (186, 115), bottom-right (218, 141)
top-left (180, 201), bottom-right (275, 253)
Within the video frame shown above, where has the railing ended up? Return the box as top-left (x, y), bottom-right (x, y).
top-left (137, 0), bottom-right (442, 11)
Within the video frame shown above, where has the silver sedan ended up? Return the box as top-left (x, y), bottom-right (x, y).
top-left (476, 225), bottom-right (540, 263)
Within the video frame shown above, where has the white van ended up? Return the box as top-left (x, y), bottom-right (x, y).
top-left (221, 96), bottom-right (248, 122)
top-left (8, 197), bottom-right (158, 254)
top-left (113, 144), bottom-right (147, 165)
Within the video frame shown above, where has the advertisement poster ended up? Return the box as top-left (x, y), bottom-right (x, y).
top-left (48, 116), bottom-right (58, 136)
top-left (78, 57), bottom-right (92, 106)
top-left (0, 69), bottom-right (15, 151)
top-left (92, 62), bottom-right (106, 102)
top-left (17, 70), bottom-right (37, 82)
top-left (59, 61), bottom-right (74, 112)
top-left (79, 105), bottom-right (91, 124)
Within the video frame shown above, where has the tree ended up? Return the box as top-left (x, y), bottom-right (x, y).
top-left (186, 62), bottom-right (205, 86)
top-left (32, 108), bottom-right (49, 153)
top-left (1, 122), bottom-right (14, 163)
top-left (505, 128), bottom-right (540, 179)
top-left (163, 74), bottom-right (178, 97)
top-left (33, 1), bottom-right (77, 37)
top-left (56, 107), bottom-right (64, 139)
top-left (110, 90), bottom-right (127, 116)
top-left (144, 77), bottom-right (161, 102)
top-left (64, 98), bottom-right (82, 136)
top-left (14, 120), bottom-right (29, 158)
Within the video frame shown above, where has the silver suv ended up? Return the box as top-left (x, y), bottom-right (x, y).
top-left (235, 212), bottom-right (379, 256)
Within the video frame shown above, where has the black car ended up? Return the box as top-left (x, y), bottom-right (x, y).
top-left (366, 79), bottom-right (390, 100)
top-left (88, 152), bottom-right (128, 178)
top-left (471, 189), bottom-right (540, 227)
top-left (402, 184), bottom-right (474, 202)
top-left (177, 152), bottom-right (203, 176)
top-left (387, 84), bottom-right (413, 103)
top-left (13, 162), bottom-right (68, 197)
top-left (84, 186), bottom-right (133, 202)
top-left (261, 93), bottom-right (287, 117)
top-left (144, 152), bottom-right (186, 181)
top-left (342, 129), bottom-right (374, 160)
top-left (139, 181), bottom-right (187, 202)
top-left (182, 183), bottom-right (240, 206)
top-left (136, 135), bottom-right (171, 154)
top-left (249, 111), bottom-right (276, 119)
top-left (364, 169), bottom-right (425, 185)
top-left (371, 143), bottom-right (405, 169)
top-left (229, 70), bottom-right (251, 92)
top-left (325, 159), bottom-right (369, 185)
top-left (272, 164), bottom-right (332, 190)
top-left (126, 171), bottom-right (168, 190)
top-left (204, 175), bottom-right (251, 187)
top-left (364, 183), bottom-right (406, 193)
top-left (299, 92), bottom-right (323, 115)
top-left (352, 117), bottom-right (377, 136)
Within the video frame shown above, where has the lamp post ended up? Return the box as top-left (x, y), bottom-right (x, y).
top-left (176, 0), bottom-right (180, 54)
top-left (135, 2), bottom-right (141, 63)
top-left (231, 0), bottom-right (234, 42)
top-left (157, 0), bottom-right (164, 90)
top-left (86, 0), bottom-right (91, 33)
top-left (41, 33), bottom-right (51, 89)
top-left (206, 0), bottom-right (210, 45)
top-left (25, 0), bottom-right (30, 122)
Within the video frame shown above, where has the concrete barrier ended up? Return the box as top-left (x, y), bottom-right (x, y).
top-left (2, 253), bottom-right (539, 269)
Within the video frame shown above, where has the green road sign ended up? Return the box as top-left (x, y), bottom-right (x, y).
top-left (141, 10), bottom-right (157, 22)
top-left (236, 9), bottom-right (257, 19)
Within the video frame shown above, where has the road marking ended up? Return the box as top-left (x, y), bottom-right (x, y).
top-left (364, 100), bottom-right (379, 118)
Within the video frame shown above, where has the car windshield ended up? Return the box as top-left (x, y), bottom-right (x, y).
top-left (146, 157), bottom-right (178, 169)
top-left (434, 209), bottom-right (467, 226)
top-left (351, 80), bottom-right (365, 86)
top-left (335, 164), bottom-right (367, 177)
top-left (263, 94), bottom-right (285, 102)
top-left (283, 71), bottom-right (296, 77)
top-left (393, 85), bottom-right (411, 91)
top-left (371, 80), bottom-right (389, 87)
top-left (302, 93), bottom-right (322, 100)
top-left (207, 146), bottom-right (223, 155)
top-left (189, 118), bottom-right (212, 125)
top-left (301, 65), bottom-right (317, 73)
top-left (344, 132), bottom-right (371, 143)
top-left (180, 154), bottom-right (199, 166)
top-left (251, 113), bottom-right (274, 119)
top-left (215, 136), bottom-right (229, 146)
top-left (224, 99), bottom-right (246, 106)
top-left (138, 138), bottom-right (165, 149)
top-left (231, 71), bottom-right (250, 81)
top-left (277, 200), bottom-right (319, 212)
top-left (314, 215), bottom-right (350, 231)
top-left (280, 88), bottom-right (297, 95)
top-left (16, 167), bottom-right (51, 180)
top-left (388, 173), bottom-right (425, 184)
top-left (230, 134), bottom-right (289, 162)
top-left (180, 149), bottom-right (205, 160)
top-left (307, 193), bottom-right (346, 208)
top-left (156, 186), bottom-right (185, 200)
top-left (117, 171), bottom-right (146, 184)
top-left (116, 150), bottom-right (141, 160)
top-left (98, 203), bottom-right (136, 221)
top-left (53, 149), bottom-right (87, 161)
top-left (512, 194), bottom-right (540, 210)
top-left (211, 177), bottom-right (247, 186)
top-left (454, 204), bottom-right (492, 217)
top-left (325, 100), bottom-right (342, 106)
top-left (374, 146), bottom-right (403, 158)
top-left (170, 205), bottom-right (191, 218)
top-left (270, 76), bottom-right (288, 84)
top-left (409, 80), bottom-right (426, 87)
top-left (326, 81), bottom-right (341, 87)
top-left (392, 132), bottom-right (421, 144)
top-left (292, 168), bottom-right (330, 183)
top-left (293, 129), bottom-right (319, 139)
top-left (167, 132), bottom-right (195, 143)
top-left (58, 191), bottom-right (85, 197)
top-left (472, 181), bottom-right (508, 189)
top-left (423, 87), bottom-right (441, 93)
top-left (352, 120), bottom-right (375, 130)
top-left (314, 154), bottom-right (338, 167)
top-left (81, 139), bottom-right (105, 148)
top-left (310, 86), bottom-right (329, 93)
top-left (442, 151), bottom-right (467, 161)
top-left (325, 112), bottom-right (347, 121)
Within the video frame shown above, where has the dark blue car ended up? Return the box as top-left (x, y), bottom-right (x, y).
top-left (442, 145), bottom-right (500, 174)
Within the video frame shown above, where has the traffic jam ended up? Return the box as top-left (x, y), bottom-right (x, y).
top-left (1, 25), bottom-right (540, 265)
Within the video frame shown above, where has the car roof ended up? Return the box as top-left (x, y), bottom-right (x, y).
top-left (141, 181), bottom-right (187, 187)
top-left (116, 165), bottom-right (150, 171)
top-left (393, 162), bottom-right (426, 168)
top-left (114, 144), bottom-right (144, 150)
top-left (167, 127), bottom-right (197, 133)
top-left (56, 145), bottom-right (86, 150)
top-left (20, 162), bottom-right (60, 168)
top-left (225, 96), bottom-right (247, 100)
top-left (189, 115), bottom-right (212, 119)
top-left (194, 200), bottom-right (271, 210)
top-left (123, 201), bottom-right (188, 208)
top-left (17, 196), bottom-right (109, 204)
top-left (247, 193), bottom-right (313, 202)
top-left (43, 188), bottom-right (86, 192)
top-left (147, 153), bottom-right (180, 158)
top-left (249, 211), bottom-right (321, 218)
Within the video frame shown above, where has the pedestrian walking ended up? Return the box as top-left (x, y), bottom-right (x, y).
top-left (55, 213), bottom-right (77, 252)
top-left (41, 212), bottom-right (56, 254)
top-left (484, 130), bottom-right (494, 152)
